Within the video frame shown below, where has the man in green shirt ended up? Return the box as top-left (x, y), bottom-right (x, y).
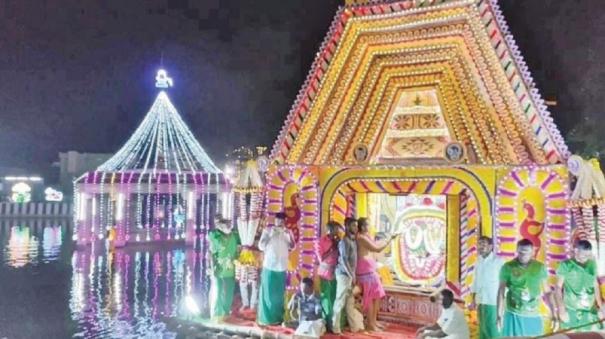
top-left (209, 218), bottom-right (240, 320)
top-left (497, 238), bottom-right (557, 337)
top-left (555, 240), bottom-right (605, 332)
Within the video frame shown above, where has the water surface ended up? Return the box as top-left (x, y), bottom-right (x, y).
top-left (0, 220), bottom-right (208, 339)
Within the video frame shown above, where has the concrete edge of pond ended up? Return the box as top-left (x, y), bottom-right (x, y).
top-left (164, 316), bottom-right (294, 339)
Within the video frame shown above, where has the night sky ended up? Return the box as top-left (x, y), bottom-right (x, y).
top-left (1, 0), bottom-right (604, 179)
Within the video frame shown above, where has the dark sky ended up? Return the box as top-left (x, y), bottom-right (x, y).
top-left (0, 0), bottom-right (604, 178)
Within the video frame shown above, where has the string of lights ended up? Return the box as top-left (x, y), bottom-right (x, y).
top-left (97, 90), bottom-right (220, 174)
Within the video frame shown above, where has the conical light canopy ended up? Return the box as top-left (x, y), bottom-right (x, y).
top-left (98, 90), bottom-right (220, 173)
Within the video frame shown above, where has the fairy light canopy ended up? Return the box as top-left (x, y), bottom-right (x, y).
top-left (74, 69), bottom-right (230, 249)
top-left (97, 69), bottom-right (221, 174)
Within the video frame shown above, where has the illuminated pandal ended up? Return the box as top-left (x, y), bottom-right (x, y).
top-left (74, 69), bottom-right (231, 248)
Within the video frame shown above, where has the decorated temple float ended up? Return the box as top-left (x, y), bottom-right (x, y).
top-left (74, 70), bottom-right (231, 248)
top-left (263, 0), bottom-right (605, 329)
top-left (231, 147), bottom-right (269, 306)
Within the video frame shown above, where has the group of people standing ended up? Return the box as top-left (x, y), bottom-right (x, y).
top-left (208, 213), bottom-right (396, 337)
top-left (256, 214), bottom-right (397, 336)
top-left (466, 237), bottom-right (603, 338)
top-left (417, 237), bottom-right (605, 339)
top-left (316, 217), bottom-right (396, 334)
top-left (208, 213), bottom-right (605, 338)
top-left (321, 217), bottom-right (397, 334)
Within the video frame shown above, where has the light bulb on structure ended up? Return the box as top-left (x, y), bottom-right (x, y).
top-left (184, 295), bottom-right (200, 315)
top-left (155, 69), bottom-right (173, 88)
top-left (225, 165), bottom-right (234, 178)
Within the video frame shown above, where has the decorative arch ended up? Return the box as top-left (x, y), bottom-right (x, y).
top-left (265, 166), bottom-right (319, 291)
top-left (320, 166), bottom-right (492, 299)
top-left (496, 167), bottom-right (570, 281)
top-left (321, 167), bottom-right (492, 232)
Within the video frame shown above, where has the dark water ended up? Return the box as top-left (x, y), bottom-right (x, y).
top-left (0, 220), bottom-right (209, 339)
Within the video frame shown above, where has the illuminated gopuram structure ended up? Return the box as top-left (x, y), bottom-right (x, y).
top-left (74, 70), bottom-right (230, 247)
top-left (262, 0), bottom-right (603, 329)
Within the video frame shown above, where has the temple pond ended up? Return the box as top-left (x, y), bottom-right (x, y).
top-left (0, 220), bottom-right (209, 338)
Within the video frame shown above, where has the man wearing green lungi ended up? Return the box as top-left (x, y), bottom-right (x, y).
top-left (257, 212), bottom-right (294, 325)
top-left (497, 238), bottom-right (557, 337)
top-left (469, 236), bottom-right (504, 339)
top-left (555, 240), bottom-right (605, 332)
top-left (209, 218), bottom-right (240, 320)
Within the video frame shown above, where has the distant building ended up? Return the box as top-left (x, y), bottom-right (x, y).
top-left (55, 151), bottom-right (112, 196)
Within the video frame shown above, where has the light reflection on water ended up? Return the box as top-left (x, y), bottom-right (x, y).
top-left (3, 222), bottom-right (63, 267)
top-left (5, 225), bottom-right (40, 267)
top-left (0, 220), bottom-right (209, 338)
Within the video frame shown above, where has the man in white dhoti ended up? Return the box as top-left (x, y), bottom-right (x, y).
top-left (257, 212), bottom-right (294, 325)
top-left (469, 236), bottom-right (505, 339)
top-left (416, 289), bottom-right (470, 339)
top-left (288, 277), bottom-right (326, 338)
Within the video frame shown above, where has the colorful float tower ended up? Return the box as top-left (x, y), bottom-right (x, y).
top-left (232, 147), bottom-right (268, 309)
top-left (74, 69), bottom-right (231, 247)
top-left (262, 0), bottom-right (592, 329)
top-left (567, 156), bottom-right (605, 295)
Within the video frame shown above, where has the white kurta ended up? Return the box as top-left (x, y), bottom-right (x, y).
top-left (258, 227), bottom-right (293, 272)
top-left (471, 252), bottom-right (505, 305)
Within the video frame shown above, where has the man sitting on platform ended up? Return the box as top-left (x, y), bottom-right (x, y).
top-left (497, 238), bottom-right (557, 337)
top-left (416, 288), bottom-right (470, 339)
top-left (287, 277), bottom-right (326, 338)
top-left (555, 240), bottom-right (605, 332)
